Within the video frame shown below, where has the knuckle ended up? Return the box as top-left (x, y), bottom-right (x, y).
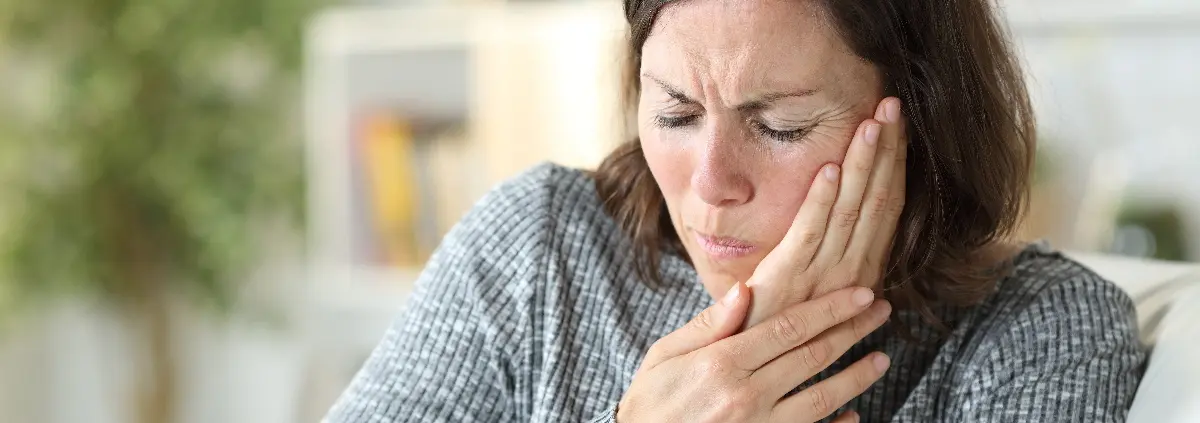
top-left (806, 386), bottom-right (835, 415)
top-left (869, 193), bottom-right (890, 217)
top-left (835, 209), bottom-right (860, 228)
top-left (799, 340), bottom-right (834, 370)
top-left (816, 192), bottom-right (837, 207)
top-left (695, 350), bottom-right (732, 377)
top-left (878, 136), bottom-right (898, 152)
top-left (853, 160), bottom-right (873, 174)
top-left (712, 391), bottom-right (757, 421)
top-left (771, 311), bottom-right (812, 345)
top-left (800, 230), bottom-right (823, 247)
top-left (690, 308), bottom-right (718, 331)
top-left (844, 275), bottom-right (862, 288)
top-left (732, 386), bottom-right (761, 408)
top-left (822, 300), bottom-right (842, 323)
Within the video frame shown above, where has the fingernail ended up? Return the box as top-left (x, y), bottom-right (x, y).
top-left (721, 283), bottom-right (740, 307)
top-left (824, 164), bottom-right (840, 181)
top-left (886, 100), bottom-right (900, 123)
top-left (873, 353), bottom-right (891, 372)
top-left (864, 124), bottom-right (881, 146)
top-left (852, 288), bottom-right (874, 306)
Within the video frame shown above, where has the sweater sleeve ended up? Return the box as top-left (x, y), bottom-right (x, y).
top-left (950, 271), bottom-right (1147, 422)
top-left (324, 165), bottom-right (554, 423)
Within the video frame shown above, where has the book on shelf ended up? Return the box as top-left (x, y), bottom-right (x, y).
top-left (350, 111), bottom-right (479, 270)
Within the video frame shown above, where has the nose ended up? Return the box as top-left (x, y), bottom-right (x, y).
top-left (691, 126), bottom-right (753, 207)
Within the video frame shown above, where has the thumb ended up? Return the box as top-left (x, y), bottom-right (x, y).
top-left (642, 282), bottom-right (750, 367)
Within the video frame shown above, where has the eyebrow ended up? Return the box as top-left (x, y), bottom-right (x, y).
top-left (642, 73), bottom-right (820, 111)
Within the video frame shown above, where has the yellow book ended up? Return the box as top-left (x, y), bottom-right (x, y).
top-left (361, 115), bottom-right (419, 266)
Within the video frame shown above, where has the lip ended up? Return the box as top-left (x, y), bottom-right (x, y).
top-left (692, 230), bottom-right (758, 259)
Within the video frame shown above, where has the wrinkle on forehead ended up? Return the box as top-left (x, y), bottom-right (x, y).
top-left (644, 0), bottom-right (874, 110)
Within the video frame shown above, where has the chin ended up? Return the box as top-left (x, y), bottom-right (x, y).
top-left (690, 249), bottom-right (758, 288)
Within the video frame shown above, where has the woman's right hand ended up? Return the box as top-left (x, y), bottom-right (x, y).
top-left (742, 98), bottom-right (908, 328)
top-left (616, 284), bottom-right (892, 423)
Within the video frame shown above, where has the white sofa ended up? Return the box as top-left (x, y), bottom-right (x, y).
top-left (1067, 252), bottom-right (1200, 422)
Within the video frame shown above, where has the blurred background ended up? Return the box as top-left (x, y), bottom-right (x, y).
top-left (0, 0), bottom-right (1197, 422)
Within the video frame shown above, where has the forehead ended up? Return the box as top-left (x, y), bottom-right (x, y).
top-left (643, 0), bottom-right (869, 96)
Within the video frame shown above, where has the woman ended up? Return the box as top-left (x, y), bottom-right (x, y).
top-left (326, 0), bottom-right (1144, 422)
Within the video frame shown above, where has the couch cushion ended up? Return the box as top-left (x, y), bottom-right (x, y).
top-left (1126, 283), bottom-right (1200, 423)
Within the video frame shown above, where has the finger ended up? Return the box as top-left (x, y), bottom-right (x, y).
top-left (756, 300), bottom-right (891, 397)
top-left (773, 352), bottom-right (891, 422)
top-left (761, 163), bottom-right (841, 275)
top-left (812, 119), bottom-right (881, 266)
top-left (830, 410), bottom-right (860, 423)
top-left (722, 286), bottom-right (875, 370)
top-left (870, 113), bottom-right (908, 268)
top-left (641, 282), bottom-right (750, 368)
top-left (845, 98), bottom-right (904, 263)
top-left (743, 164), bottom-right (842, 330)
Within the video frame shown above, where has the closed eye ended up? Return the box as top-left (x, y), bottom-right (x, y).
top-left (751, 121), bottom-right (811, 143)
top-left (653, 114), bottom-right (814, 143)
top-left (653, 114), bottom-right (699, 128)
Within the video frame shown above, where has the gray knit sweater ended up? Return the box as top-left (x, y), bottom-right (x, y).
top-left (325, 163), bottom-right (1145, 423)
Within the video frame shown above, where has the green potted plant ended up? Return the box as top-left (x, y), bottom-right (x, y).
top-left (0, 1), bottom-right (319, 422)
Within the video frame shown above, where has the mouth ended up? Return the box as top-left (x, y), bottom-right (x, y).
top-left (691, 229), bottom-right (758, 259)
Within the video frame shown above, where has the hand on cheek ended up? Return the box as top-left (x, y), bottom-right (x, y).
top-left (740, 97), bottom-right (908, 329)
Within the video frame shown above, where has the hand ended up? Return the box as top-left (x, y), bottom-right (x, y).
top-left (617, 284), bottom-right (892, 423)
top-left (743, 98), bottom-right (908, 328)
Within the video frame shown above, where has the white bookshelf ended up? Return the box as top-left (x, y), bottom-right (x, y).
top-left (303, 2), bottom-right (627, 319)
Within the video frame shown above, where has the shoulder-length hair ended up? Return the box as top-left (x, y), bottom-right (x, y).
top-left (594, 0), bottom-right (1036, 323)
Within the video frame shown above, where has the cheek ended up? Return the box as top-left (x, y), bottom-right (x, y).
top-left (755, 132), bottom-right (854, 230)
top-left (640, 128), bottom-right (691, 205)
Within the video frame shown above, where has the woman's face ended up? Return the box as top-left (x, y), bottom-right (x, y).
top-left (639, 0), bottom-right (883, 297)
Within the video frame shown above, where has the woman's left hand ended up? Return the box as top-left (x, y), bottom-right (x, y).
top-left (742, 97), bottom-right (908, 328)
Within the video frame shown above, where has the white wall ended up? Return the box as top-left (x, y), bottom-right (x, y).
top-left (1013, 9), bottom-right (1200, 259)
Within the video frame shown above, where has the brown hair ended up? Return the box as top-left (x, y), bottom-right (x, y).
top-left (594, 0), bottom-right (1036, 322)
